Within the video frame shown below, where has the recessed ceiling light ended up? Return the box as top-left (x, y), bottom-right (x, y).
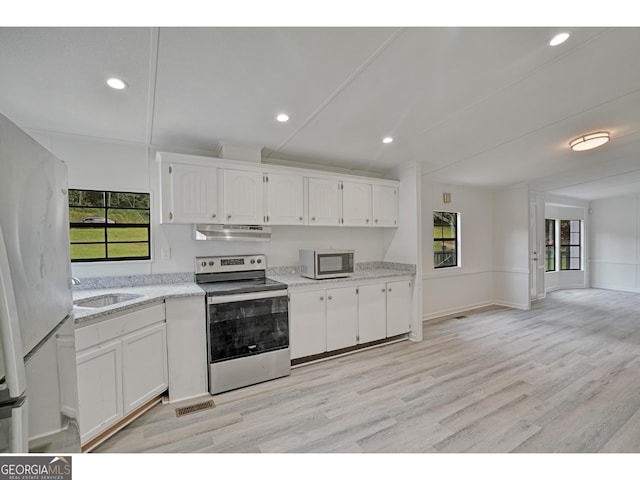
top-left (382, 137), bottom-right (393, 144)
top-left (549, 32), bottom-right (570, 47)
top-left (106, 77), bottom-right (128, 90)
top-left (569, 131), bottom-right (610, 151)
top-left (276, 113), bottom-right (290, 122)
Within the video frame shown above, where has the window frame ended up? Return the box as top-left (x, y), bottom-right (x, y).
top-left (559, 219), bottom-right (582, 271)
top-left (545, 218), bottom-right (556, 272)
top-left (69, 189), bottom-right (151, 263)
top-left (433, 211), bottom-right (459, 269)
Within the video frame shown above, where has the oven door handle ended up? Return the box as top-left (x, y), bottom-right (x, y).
top-left (207, 289), bottom-right (288, 305)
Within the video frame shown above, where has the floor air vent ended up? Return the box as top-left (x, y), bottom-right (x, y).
top-left (175, 399), bottom-right (216, 417)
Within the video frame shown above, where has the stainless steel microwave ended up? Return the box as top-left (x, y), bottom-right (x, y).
top-left (299, 249), bottom-right (355, 279)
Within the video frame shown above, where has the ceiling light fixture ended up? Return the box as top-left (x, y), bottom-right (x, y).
top-left (549, 32), bottom-right (570, 46)
top-left (106, 77), bottom-right (128, 90)
top-left (382, 137), bottom-right (393, 144)
top-left (569, 131), bottom-right (610, 151)
top-left (276, 113), bottom-right (290, 122)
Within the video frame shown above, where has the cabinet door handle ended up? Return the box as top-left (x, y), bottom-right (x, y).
top-left (169, 212), bottom-right (173, 220)
top-left (375, 219), bottom-right (378, 223)
top-left (320, 296), bottom-right (324, 301)
top-left (366, 219), bottom-right (370, 223)
top-left (328, 296), bottom-right (332, 300)
top-left (388, 288), bottom-right (392, 292)
top-left (299, 216), bottom-right (303, 221)
top-left (227, 214), bottom-right (232, 220)
top-left (211, 213), bottom-right (216, 218)
top-left (311, 216), bottom-right (316, 221)
top-left (381, 288), bottom-right (386, 292)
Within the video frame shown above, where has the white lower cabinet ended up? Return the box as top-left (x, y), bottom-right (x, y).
top-left (289, 277), bottom-right (412, 360)
top-left (325, 287), bottom-right (358, 351)
top-left (121, 323), bottom-right (168, 415)
top-left (75, 302), bottom-right (167, 447)
top-left (76, 339), bottom-right (123, 445)
top-left (386, 280), bottom-right (412, 337)
top-left (289, 290), bottom-right (327, 359)
top-left (290, 286), bottom-right (358, 359)
top-left (357, 283), bottom-right (387, 344)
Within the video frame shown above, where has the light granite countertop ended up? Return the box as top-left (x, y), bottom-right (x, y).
top-left (269, 268), bottom-right (415, 288)
top-left (72, 261), bottom-right (415, 325)
top-left (267, 261), bottom-right (415, 287)
top-left (73, 283), bottom-right (205, 326)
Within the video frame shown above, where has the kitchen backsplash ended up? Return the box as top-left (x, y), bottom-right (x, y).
top-left (73, 272), bottom-right (194, 290)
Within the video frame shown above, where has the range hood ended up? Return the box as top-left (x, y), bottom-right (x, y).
top-left (193, 224), bottom-right (271, 242)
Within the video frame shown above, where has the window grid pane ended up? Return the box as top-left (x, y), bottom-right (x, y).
top-left (433, 211), bottom-right (458, 269)
top-left (69, 189), bottom-right (150, 262)
top-left (559, 219), bottom-right (581, 271)
top-left (545, 219), bottom-right (555, 272)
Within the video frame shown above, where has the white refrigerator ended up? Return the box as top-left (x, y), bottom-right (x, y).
top-left (0, 112), bottom-right (80, 453)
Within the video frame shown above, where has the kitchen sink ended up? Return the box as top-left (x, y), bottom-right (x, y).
top-left (74, 293), bottom-right (142, 309)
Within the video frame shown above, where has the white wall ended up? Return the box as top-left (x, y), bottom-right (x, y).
top-left (29, 133), bottom-right (392, 277)
top-left (590, 193), bottom-right (640, 292)
top-left (384, 162), bottom-right (422, 340)
top-left (422, 180), bottom-right (495, 319)
top-left (544, 199), bottom-right (588, 292)
top-left (493, 184), bottom-right (530, 310)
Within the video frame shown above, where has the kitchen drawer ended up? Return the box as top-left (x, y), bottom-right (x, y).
top-left (75, 302), bottom-right (166, 352)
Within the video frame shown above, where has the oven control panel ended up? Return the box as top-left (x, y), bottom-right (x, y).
top-left (195, 254), bottom-right (266, 274)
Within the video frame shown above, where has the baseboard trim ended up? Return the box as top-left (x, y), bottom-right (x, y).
top-left (545, 284), bottom-right (587, 293)
top-left (291, 335), bottom-right (409, 368)
top-left (422, 301), bottom-right (495, 321)
top-left (590, 284), bottom-right (640, 294)
top-left (423, 304), bottom-right (507, 324)
top-left (81, 393), bottom-right (164, 453)
top-left (493, 300), bottom-right (529, 310)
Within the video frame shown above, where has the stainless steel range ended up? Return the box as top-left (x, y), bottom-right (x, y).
top-left (195, 254), bottom-right (290, 394)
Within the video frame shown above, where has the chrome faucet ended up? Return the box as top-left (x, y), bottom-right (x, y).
top-left (71, 276), bottom-right (81, 286)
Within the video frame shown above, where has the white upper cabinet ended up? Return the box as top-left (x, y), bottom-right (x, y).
top-left (223, 169), bottom-right (264, 225)
top-left (372, 184), bottom-right (398, 227)
top-left (160, 163), bottom-right (218, 224)
top-left (265, 172), bottom-right (304, 225)
top-left (307, 178), bottom-right (377, 227)
top-left (342, 181), bottom-right (372, 226)
top-left (157, 151), bottom-right (398, 228)
top-left (308, 177), bottom-right (342, 226)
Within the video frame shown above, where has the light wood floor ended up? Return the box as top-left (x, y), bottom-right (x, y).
top-left (94, 288), bottom-right (640, 453)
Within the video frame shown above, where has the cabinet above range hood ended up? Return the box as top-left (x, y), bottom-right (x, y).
top-left (193, 224), bottom-right (271, 242)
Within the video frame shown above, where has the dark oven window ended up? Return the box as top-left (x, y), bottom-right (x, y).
top-left (208, 296), bottom-right (289, 362)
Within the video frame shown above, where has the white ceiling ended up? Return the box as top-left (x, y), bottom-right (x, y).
top-left (0, 26), bottom-right (638, 201)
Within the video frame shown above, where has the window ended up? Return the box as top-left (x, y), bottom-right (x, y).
top-left (69, 189), bottom-right (151, 262)
top-left (545, 219), bottom-right (556, 272)
top-left (560, 220), bottom-right (581, 270)
top-left (433, 211), bottom-right (458, 268)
